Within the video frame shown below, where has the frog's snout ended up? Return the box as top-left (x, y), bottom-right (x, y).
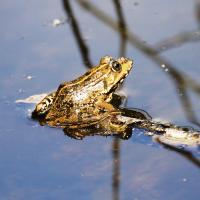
top-left (118, 57), bottom-right (133, 65)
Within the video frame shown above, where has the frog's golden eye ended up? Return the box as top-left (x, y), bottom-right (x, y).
top-left (111, 61), bottom-right (121, 72)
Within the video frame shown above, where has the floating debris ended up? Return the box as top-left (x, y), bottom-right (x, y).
top-left (51, 18), bottom-right (67, 27)
top-left (27, 109), bottom-right (32, 113)
top-left (161, 64), bottom-right (166, 68)
top-left (26, 75), bottom-right (33, 80)
top-left (182, 178), bottom-right (187, 182)
top-left (161, 64), bottom-right (169, 72)
top-left (18, 88), bottom-right (24, 93)
top-left (145, 131), bottom-right (154, 136)
top-left (15, 93), bottom-right (48, 104)
top-left (42, 17), bottom-right (68, 27)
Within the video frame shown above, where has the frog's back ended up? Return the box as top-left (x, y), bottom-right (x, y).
top-left (45, 81), bottom-right (102, 127)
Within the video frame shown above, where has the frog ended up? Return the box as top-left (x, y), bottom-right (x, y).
top-left (32, 56), bottom-right (138, 139)
top-left (31, 56), bottom-right (200, 146)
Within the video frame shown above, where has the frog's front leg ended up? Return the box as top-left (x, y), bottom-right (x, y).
top-left (32, 92), bottom-right (56, 118)
top-left (110, 93), bottom-right (128, 107)
top-left (96, 97), bottom-right (131, 136)
top-left (96, 96), bottom-right (121, 114)
top-left (98, 114), bottom-right (132, 139)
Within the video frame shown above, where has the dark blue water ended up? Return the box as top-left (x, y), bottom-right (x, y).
top-left (0, 0), bottom-right (200, 199)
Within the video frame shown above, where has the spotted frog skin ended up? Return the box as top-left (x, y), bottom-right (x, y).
top-left (32, 56), bottom-right (134, 139)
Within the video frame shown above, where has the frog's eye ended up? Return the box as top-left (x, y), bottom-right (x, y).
top-left (111, 61), bottom-right (121, 72)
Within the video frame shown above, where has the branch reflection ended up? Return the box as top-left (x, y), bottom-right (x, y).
top-left (62, 0), bottom-right (92, 67)
top-left (76, 0), bottom-right (200, 127)
top-left (60, 1), bottom-right (200, 199)
top-left (156, 137), bottom-right (200, 169)
top-left (112, 0), bottom-right (127, 57)
top-left (111, 0), bottom-right (128, 199)
top-left (112, 137), bottom-right (120, 200)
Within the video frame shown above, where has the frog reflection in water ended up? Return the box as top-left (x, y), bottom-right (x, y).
top-left (32, 56), bottom-right (143, 139)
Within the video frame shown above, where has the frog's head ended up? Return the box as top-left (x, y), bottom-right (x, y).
top-left (97, 56), bottom-right (133, 94)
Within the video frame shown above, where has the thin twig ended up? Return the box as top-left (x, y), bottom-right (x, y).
top-left (154, 30), bottom-right (200, 52)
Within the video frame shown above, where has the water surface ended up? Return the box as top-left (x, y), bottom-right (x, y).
top-left (0, 0), bottom-right (200, 199)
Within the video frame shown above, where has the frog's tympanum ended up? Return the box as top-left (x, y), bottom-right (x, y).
top-left (32, 56), bottom-right (138, 139)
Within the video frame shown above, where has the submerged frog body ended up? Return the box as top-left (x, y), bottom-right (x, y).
top-left (32, 56), bottom-right (134, 139)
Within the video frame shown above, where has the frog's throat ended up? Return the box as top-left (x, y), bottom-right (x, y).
top-left (107, 71), bottom-right (130, 94)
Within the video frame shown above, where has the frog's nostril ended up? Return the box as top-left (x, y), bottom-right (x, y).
top-left (120, 57), bottom-right (126, 63)
top-left (129, 59), bottom-right (133, 65)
